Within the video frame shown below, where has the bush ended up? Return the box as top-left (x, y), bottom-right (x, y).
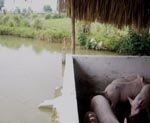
top-left (14, 7), bottom-right (21, 14)
top-left (51, 14), bottom-right (66, 19)
top-left (48, 30), bottom-right (68, 39)
top-left (77, 21), bottom-right (91, 34)
top-left (118, 30), bottom-right (150, 55)
top-left (32, 19), bottom-right (43, 30)
top-left (1, 15), bottom-right (10, 24)
top-left (13, 27), bottom-right (35, 38)
top-left (86, 38), bottom-right (97, 49)
top-left (32, 14), bottom-right (38, 19)
top-left (21, 19), bottom-right (30, 27)
top-left (103, 37), bottom-right (120, 51)
top-left (78, 32), bottom-right (87, 47)
top-left (7, 19), bottom-right (16, 27)
top-left (52, 14), bottom-right (61, 19)
top-left (45, 14), bottom-right (51, 19)
top-left (13, 15), bottom-right (22, 26)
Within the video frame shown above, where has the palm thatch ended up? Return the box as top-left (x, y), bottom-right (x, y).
top-left (61, 0), bottom-right (150, 30)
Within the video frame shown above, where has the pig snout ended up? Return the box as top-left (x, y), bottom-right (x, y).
top-left (129, 109), bottom-right (140, 117)
top-left (128, 84), bottom-right (150, 118)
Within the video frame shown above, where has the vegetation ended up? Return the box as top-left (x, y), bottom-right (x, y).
top-left (0, 13), bottom-right (70, 41)
top-left (0, 11), bottom-right (149, 55)
top-left (14, 7), bottom-right (21, 14)
top-left (43, 5), bottom-right (52, 13)
top-left (76, 21), bottom-right (150, 55)
top-left (0, 0), bottom-right (4, 10)
top-left (78, 32), bottom-right (87, 47)
top-left (118, 30), bottom-right (150, 55)
top-left (77, 21), bottom-right (128, 51)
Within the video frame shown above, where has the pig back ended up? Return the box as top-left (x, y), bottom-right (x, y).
top-left (119, 76), bottom-right (144, 101)
top-left (111, 75), bottom-right (137, 84)
top-left (91, 95), bottom-right (119, 123)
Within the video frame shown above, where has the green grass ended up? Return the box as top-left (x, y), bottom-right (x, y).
top-left (43, 18), bottom-right (71, 38)
top-left (44, 18), bottom-right (71, 31)
top-left (0, 13), bottom-right (130, 52)
top-left (0, 13), bottom-right (71, 40)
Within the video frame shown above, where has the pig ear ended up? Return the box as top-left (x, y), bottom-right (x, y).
top-left (140, 77), bottom-right (143, 82)
top-left (138, 99), bottom-right (144, 105)
top-left (128, 97), bottom-right (133, 104)
top-left (123, 118), bottom-right (127, 123)
top-left (138, 75), bottom-right (144, 83)
top-left (123, 117), bottom-right (127, 123)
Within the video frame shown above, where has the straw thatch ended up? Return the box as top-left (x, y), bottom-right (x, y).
top-left (57, 0), bottom-right (66, 13)
top-left (61, 0), bottom-right (150, 30)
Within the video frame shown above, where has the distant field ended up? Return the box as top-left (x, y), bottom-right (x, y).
top-left (0, 14), bottom-right (72, 41)
top-left (0, 13), bottom-right (129, 52)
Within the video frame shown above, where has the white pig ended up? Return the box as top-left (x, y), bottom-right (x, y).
top-left (104, 75), bottom-right (144, 108)
top-left (128, 84), bottom-right (150, 119)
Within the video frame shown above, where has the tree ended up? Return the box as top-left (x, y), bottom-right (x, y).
top-left (43, 5), bottom-right (52, 13)
top-left (27, 7), bottom-right (33, 14)
top-left (14, 7), bottom-right (21, 14)
top-left (0, 0), bottom-right (4, 10)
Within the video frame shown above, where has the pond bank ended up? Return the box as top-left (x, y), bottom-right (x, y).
top-left (0, 35), bottom-right (118, 55)
top-left (0, 25), bottom-right (70, 42)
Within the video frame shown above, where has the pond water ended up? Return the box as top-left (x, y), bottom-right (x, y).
top-left (0, 35), bottom-right (117, 123)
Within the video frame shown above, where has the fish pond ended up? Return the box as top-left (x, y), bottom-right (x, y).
top-left (0, 35), bottom-right (117, 123)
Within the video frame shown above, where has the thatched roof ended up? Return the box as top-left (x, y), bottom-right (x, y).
top-left (57, 0), bottom-right (66, 13)
top-left (62, 0), bottom-right (150, 30)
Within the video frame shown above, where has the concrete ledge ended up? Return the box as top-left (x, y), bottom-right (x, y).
top-left (39, 55), bottom-right (150, 123)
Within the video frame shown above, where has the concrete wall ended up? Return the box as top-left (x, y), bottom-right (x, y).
top-left (73, 55), bottom-right (150, 123)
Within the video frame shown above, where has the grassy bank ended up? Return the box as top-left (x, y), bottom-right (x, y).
top-left (0, 13), bottom-right (71, 42)
top-left (0, 13), bottom-right (149, 55)
top-left (0, 13), bottom-right (127, 43)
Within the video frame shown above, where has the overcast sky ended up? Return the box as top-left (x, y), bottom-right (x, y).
top-left (4, 0), bottom-right (57, 12)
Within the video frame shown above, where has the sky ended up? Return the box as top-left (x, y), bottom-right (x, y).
top-left (4, 0), bottom-right (57, 12)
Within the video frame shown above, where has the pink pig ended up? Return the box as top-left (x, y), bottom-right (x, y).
top-left (128, 84), bottom-right (150, 119)
top-left (91, 95), bottom-right (120, 123)
top-left (104, 75), bottom-right (144, 108)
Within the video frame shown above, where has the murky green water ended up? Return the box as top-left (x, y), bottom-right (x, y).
top-left (0, 35), bottom-right (117, 123)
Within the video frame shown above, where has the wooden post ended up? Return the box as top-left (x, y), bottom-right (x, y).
top-left (71, 0), bottom-right (75, 54)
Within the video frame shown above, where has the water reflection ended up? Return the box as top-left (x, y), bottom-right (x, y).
top-left (0, 36), bottom-right (63, 54)
top-left (0, 35), bottom-right (118, 55)
top-left (0, 36), bottom-right (62, 123)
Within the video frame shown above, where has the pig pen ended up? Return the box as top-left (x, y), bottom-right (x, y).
top-left (63, 55), bottom-right (150, 123)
